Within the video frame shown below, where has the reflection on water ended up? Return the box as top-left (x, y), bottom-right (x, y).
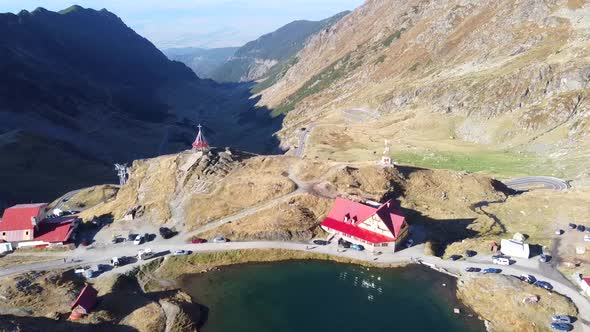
top-left (339, 268), bottom-right (384, 302)
top-left (178, 261), bottom-right (484, 332)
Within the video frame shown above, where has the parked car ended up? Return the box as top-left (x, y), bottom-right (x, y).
top-left (127, 233), bottom-right (136, 242)
top-left (465, 267), bottom-right (481, 273)
top-left (191, 237), bottom-right (207, 244)
top-left (172, 250), bottom-right (190, 256)
top-left (555, 229), bottom-right (564, 235)
top-left (75, 266), bottom-right (90, 274)
top-left (483, 268), bottom-right (501, 274)
top-left (137, 248), bottom-right (154, 261)
top-left (313, 239), bottom-right (329, 245)
top-left (465, 250), bottom-right (477, 257)
top-left (449, 255), bottom-right (462, 261)
top-left (577, 225), bottom-right (586, 232)
top-left (350, 244), bottom-right (365, 251)
top-left (159, 227), bottom-right (175, 239)
top-left (213, 237), bottom-right (228, 243)
top-left (552, 315), bottom-right (572, 324)
top-left (584, 234), bottom-right (590, 242)
top-left (111, 257), bottom-right (121, 267)
top-left (111, 236), bottom-right (123, 244)
top-left (550, 322), bottom-right (573, 331)
top-left (568, 223), bottom-right (577, 230)
top-left (520, 274), bottom-right (536, 284)
top-left (84, 269), bottom-right (94, 278)
top-left (338, 239), bottom-right (351, 248)
top-left (534, 280), bottom-right (553, 290)
top-left (492, 256), bottom-right (511, 265)
top-left (539, 254), bottom-right (552, 263)
top-left (133, 234), bottom-right (144, 245)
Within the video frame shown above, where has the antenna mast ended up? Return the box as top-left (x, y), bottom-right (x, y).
top-left (115, 163), bottom-right (129, 185)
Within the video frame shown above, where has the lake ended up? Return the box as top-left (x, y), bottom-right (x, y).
top-left (178, 261), bottom-right (484, 332)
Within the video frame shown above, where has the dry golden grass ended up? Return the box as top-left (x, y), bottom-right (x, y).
top-left (49, 185), bottom-right (119, 211)
top-left (0, 269), bottom-right (84, 317)
top-left (119, 302), bottom-right (166, 332)
top-left (199, 193), bottom-right (332, 241)
top-left (182, 156), bottom-right (297, 230)
top-left (458, 275), bottom-right (578, 332)
top-left (486, 188), bottom-right (590, 248)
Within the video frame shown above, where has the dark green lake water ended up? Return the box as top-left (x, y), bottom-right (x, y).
top-left (178, 261), bottom-right (485, 332)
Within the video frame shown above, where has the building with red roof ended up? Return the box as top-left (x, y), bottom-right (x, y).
top-left (0, 203), bottom-right (48, 242)
top-left (70, 284), bottom-right (98, 320)
top-left (0, 203), bottom-right (78, 246)
top-left (320, 197), bottom-right (408, 252)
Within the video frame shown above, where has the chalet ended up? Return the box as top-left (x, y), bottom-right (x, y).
top-left (0, 203), bottom-right (79, 247)
top-left (0, 203), bottom-right (48, 242)
top-left (320, 197), bottom-right (408, 252)
top-left (69, 284), bottom-right (98, 320)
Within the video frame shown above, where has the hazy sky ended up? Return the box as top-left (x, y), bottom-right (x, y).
top-left (2, 1), bottom-right (364, 49)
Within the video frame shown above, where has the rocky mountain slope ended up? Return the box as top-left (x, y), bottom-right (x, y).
top-left (257, 0), bottom-right (590, 180)
top-left (210, 11), bottom-right (349, 83)
top-left (163, 47), bottom-right (239, 78)
top-left (0, 6), bottom-right (282, 204)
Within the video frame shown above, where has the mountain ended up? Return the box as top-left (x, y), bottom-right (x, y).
top-left (257, 0), bottom-right (590, 181)
top-left (0, 5), bottom-right (282, 204)
top-left (210, 11), bottom-right (350, 83)
top-left (163, 47), bottom-right (239, 78)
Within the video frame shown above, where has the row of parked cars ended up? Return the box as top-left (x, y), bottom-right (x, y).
top-left (518, 273), bottom-right (554, 290)
top-left (557, 224), bottom-right (590, 242)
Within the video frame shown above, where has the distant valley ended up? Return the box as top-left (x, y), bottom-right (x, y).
top-left (163, 47), bottom-right (239, 79)
top-left (165, 11), bottom-right (349, 85)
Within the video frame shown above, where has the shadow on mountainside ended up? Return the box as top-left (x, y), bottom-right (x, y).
top-left (164, 81), bottom-right (284, 156)
top-left (396, 206), bottom-right (479, 257)
top-left (0, 81), bottom-right (284, 206)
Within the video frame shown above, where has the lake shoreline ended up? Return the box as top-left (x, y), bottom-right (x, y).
top-left (174, 261), bottom-right (486, 332)
top-left (139, 250), bottom-right (486, 331)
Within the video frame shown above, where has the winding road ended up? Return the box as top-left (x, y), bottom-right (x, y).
top-left (503, 176), bottom-right (570, 191)
top-left (2, 240), bottom-right (590, 331)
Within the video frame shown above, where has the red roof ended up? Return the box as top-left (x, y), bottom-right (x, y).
top-left (322, 217), bottom-right (396, 243)
top-left (321, 198), bottom-right (406, 244)
top-left (192, 124), bottom-right (209, 148)
top-left (326, 197), bottom-right (377, 224)
top-left (583, 278), bottom-right (590, 286)
top-left (71, 284), bottom-right (98, 312)
top-left (0, 203), bottom-right (47, 231)
top-left (33, 218), bottom-right (75, 243)
top-left (192, 141), bottom-right (209, 148)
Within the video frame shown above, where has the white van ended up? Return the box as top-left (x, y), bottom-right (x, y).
top-left (492, 256), bottom-right (510, 265)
